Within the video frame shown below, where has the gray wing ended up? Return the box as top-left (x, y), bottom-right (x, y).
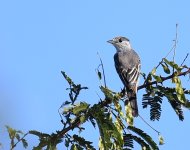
top-left (114, 51), bottom-right (141, 117)
top-left (114, 51), bottom-right (141, 91)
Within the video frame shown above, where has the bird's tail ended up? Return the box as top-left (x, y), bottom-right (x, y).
top-left (125, 89), bottom-right (138, 117)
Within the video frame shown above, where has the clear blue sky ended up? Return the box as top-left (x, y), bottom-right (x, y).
top-left (0, 0), bottom-right (190, 149)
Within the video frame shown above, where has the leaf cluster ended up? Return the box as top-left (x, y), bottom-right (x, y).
top-left (5, 125), bottom-right (28, 150)
top-left (142, 58), bottom-right (190, 121)
top-left (2, 57), bottom-right (190, 150)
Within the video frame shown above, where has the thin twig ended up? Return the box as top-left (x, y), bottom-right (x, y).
top-left (97, 52), bottom-right (107, 88)
top-left (138, 68), bottom-right (190, 90)
top-left (138, 115), bottom-right (160, 135)
top-left (95, 91), bottom-right (102, 101)
top-left (11, 132), bottom-right (29, 150)
top-left (155, 24), bottom-right (178, 69)
top-left (57, 118), bottom-right (81, 138)
top-left (58, 107), bottom-right (64, 125)
top-left (181, 53), bottom-right (189, 66)
top-left (155, 42), bottom-right (175, 69)
top-left (172, 24), bottom-right (178, 72)
top-left (95, 68), bottom-right (103, 85)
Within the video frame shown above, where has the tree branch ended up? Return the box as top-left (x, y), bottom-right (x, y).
top-left (56, 67), bottom-right (190, 140)
top-left (181, 53), bottom-right (189, 66)
top-left (11, 132), bottom-right (29, 150)
top-left (138, 68), bottom-right (190, 90)
top-left (57, 119), bottom-right (80, 139)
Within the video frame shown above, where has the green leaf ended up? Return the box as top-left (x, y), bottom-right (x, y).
top-left (73, 102), bottom-right (90, 115)
top-left (115, 117), bottom-right (123, 133)
top-left (79, 115), bottom-right (86, 123)
top-left (61, 100), bottom-right (71, 106)
top-left (93, 106), bottom-right (123, 149)
top-left (183, 100), bottom-right (190, 109)
top-left (123, 134), bottom-right (134, 149)
top-left (88, 116), bottom-right (96, 128)
top-left (168, 97), bottom-right (184, 121)
top-left (142, 94), bottom-right (162, 121)
top-left (65, 139), bottom-right (70, 148)
top-left (97, 70), bottom-right (102, 80)
top-left (163, 58), bottom-right (181, 71)
top-left (63, 106), bottom-right (72, 114)
top-left (125, 102), bottom-right (134, 126)
top-left (141, 72), bottom-right (147, 80)
top-left (47, 144), bottom-right (57, 150)
top-left (159, 135), bottom-right (164, 145)
top-left (144, 74), bottom-right (153, 91)
top-left (147, 74), bottom-right (152, 83)
top-left (172, 76), bottom-right (186, 104)
top-left (71, 144), bottom-right (79, 150)
top-left (161, 63), bottom-right (170, 74)
top-left (156, 86), bottom-right (184, 120)
top-left (6, 125), bottom-right (16, 139)
top-left (124, 134), bottom-right (151, 150)
top-left (151, 67), bottom-right (156, 75)
top-left (172, 75), bottom-right (178, 83)
top-left (21, 138), bottom-right (28, 148)
top-left (72, 135), bottom-right (95, 150)
top-left (128, 126), bottom-right (159, 150)
top-left (163, 58), bottom-right (174, 67)
top-left (150, 67), bottom-right (162, 83)
top-left (15, 133), bottom-right (21, 141)
top-left (100, 86), bottom-right (114, 101)
top-left (31, 131), bottom-right (63, 150)
top-left (29, 130), bottom-right (50, 138)
top-left (113, 96), bottom-right (124, 118)
top-left (184, 89), bottom-right (190, 94)
top-left (176, 83), bottom-right (186, 104)
top-left (98, 137), bottom-right (104, 150)
top-left (61, 71), bottom-right (74, 86)
top-left (112, 124), bottom-right (123, 147)
top-left (152, 75), bottom-right (162, 83)
top-left (5, 126), bottom-right (28, 149)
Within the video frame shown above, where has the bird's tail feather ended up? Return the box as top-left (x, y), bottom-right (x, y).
top-left (125, 90), bottom-right (138, 117)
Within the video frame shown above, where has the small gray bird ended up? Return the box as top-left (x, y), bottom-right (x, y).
top-left (107, 36), bottom-right (141, 117)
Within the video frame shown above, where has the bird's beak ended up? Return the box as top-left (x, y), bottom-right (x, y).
top-left (107, 40), bottom-right (114, 44)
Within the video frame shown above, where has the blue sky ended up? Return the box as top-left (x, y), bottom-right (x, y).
top-left (0, 0), bottom-right (190, 149)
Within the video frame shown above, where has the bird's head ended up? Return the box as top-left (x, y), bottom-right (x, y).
top-left (107, 36), bottom-right (132, 52)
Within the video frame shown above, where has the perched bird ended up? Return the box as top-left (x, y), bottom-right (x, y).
top-left (107, 36), bottom-right (141, 117)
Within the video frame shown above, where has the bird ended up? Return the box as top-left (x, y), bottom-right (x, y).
top-left (107, 36), bottom-right (141, 117)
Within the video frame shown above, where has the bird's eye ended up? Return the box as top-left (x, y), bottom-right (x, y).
top-left (118, 38), bottom-right (122, 43)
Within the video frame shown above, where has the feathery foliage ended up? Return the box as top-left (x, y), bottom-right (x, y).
top-left (1, 40), bottom-right (190, 149)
